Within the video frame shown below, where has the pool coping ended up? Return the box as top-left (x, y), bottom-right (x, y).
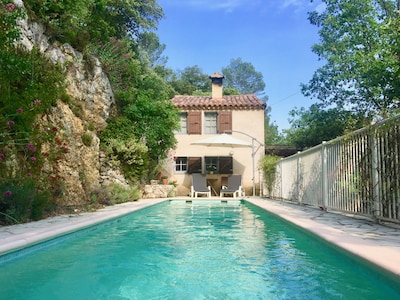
top-left (0, 197), bottom-right (399, 280)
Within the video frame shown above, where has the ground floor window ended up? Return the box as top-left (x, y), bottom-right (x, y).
top-left (175, 157), bottom-right (187, 172)
top-left (175, 156), bottom-right (233, 174)
top-left (174, 157), bottom-right (202, 174)
top-left (205, 157), bottom-right (218, 174)
top-left (205, 156), bottom-right (232, 174)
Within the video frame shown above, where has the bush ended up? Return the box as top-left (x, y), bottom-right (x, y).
top-left (260, 155), bottom-right (280, 196)
top-left (0, 179), bottom-right (53, 225)
top-left (102, 137), bottom-right (148, 183)
top-left (81, 132), bottom-right (93, 147)
top-left (107, 183), bottom-right (141, 205)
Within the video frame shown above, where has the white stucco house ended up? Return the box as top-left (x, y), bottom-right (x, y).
top-left (166, 72), bottom-right (266, 197)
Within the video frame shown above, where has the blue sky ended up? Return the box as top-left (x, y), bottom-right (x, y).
top-left (156, 0), bottom-right (326, 131)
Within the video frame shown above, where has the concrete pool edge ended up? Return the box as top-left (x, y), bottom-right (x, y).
top-left (0, 198), bottom-right (167, 255)
top-left (245, 198), bottom-right (400, 279)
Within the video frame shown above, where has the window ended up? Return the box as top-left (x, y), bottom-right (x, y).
top-left (204, 112), bottom-right (218, 134)
top-left (183, 111), bottom-right (232, 135)
top-left (175, 157), bottom-right (187, 172)
top-left (205, 157), bottom-right (218, 174)
top-left (176, 113), bottom-right (187, 134)
top-left (176, 156), bottom-right (233, 174)
top-left (175, 157), bottom-right (202, 174)
top-left (205, 156), bottom-right (233, 174)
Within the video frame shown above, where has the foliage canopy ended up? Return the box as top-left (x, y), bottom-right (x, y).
top-left (284, 104), bottom-right (369, 149)
top-left (302, 0), bottom-right (400, 119)
top-left (222, 58), bottom-right (266, 95)
top-left (24, 0), bottom-right (163, 50)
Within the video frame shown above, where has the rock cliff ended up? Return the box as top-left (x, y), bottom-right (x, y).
top-left (15, 4), bottom-right (128, 207)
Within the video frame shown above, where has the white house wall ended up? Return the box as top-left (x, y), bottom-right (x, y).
top-left (167, 110), bottom-right (265, 196)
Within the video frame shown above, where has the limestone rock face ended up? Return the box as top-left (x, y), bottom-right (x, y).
top-left (16, 10), bottom-right (127, 206)
top-left (41, 101), bottom-right (102, 206)
top-left (18, 19), bottom-right (114, 131)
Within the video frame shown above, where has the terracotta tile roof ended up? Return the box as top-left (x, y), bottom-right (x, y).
top-left (171, 94), bottom-right (266, 110)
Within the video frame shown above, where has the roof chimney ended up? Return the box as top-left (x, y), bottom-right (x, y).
top-left (209, 71), bottom-right (224, 99)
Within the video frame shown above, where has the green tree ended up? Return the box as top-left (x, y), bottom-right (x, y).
top-left (303, 0), bottom-right (400, 119)
top-left (264, 109), bottom-right (284, 145)
top-left (170, 65), bottom-right (210, 95)
top-left (24, 0), bottom-right (164, 50)
top-left (122, 70), bottom-right (177, 168)
top-left (220, 58), bottom-right (280, 144)
top-left (24, 0), bottom-right (95, 49)
top-left (88, 37), bottom-right (179, 182)
top-left (136, 31), bottom-right (168, 68)
top-left (223, 87), bottom-right (240, 95)
top-left (222, 58), bottom-right (266, 95)
top-left (283, 104), bottom-right (369, 149)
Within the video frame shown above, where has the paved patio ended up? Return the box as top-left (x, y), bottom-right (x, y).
top-left (0, 197), bottom-right (399, 279)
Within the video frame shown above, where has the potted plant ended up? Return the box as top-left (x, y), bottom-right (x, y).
top-left (206, 165), bottom-right (217, 174)
top-left (161, 176), bottom-right (168, 185)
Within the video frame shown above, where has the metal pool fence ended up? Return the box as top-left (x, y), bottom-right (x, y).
top-left (267, 115), bottom-right (400, 224)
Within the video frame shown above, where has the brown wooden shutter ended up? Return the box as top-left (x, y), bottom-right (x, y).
top-left (219, 157), bottom-right (233, 174)
top-left (218, 111), bottom-right (232, 134)
top-left (187, 157), bottom-right (202, 174)
top-left (187, 111), bottom-right (201, 134)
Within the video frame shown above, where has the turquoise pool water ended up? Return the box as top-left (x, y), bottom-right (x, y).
top-left (0, 200), bottom-right (399, 299)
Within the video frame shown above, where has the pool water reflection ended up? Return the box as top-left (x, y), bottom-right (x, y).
top-left (0, 200), bottom-right (399, 299)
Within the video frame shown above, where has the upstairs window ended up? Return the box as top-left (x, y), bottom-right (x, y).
top-left (204, 112), bottom-right (218, 134)
top-left (176, 113), bottom-right (187, 134)
top-left (180, 110), bottom-right (232, 135)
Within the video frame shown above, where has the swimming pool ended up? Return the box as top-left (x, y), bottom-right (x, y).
top-left (0, 200), bottom-right (399, 299)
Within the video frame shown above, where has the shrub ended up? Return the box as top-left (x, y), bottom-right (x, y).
top-left (0, 179), bottom-right (53, 225)
top-left (260, 155), bottom-right (280, 196)
top-left (0, 100), bottom-right (68, 225)
top-left (81, 132), bottom-right (93, 147)
top-left (102, 137), bottom-right (148, 183)
top-left (0, 5), bottom-right (68, 225)
top-left (0, 0), bottom-right (26, 48)
top-left (107, 183), bottom-right (141, 205)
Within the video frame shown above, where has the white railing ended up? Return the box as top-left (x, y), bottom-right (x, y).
top-left (268, 115), bottom-right (400, 223)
